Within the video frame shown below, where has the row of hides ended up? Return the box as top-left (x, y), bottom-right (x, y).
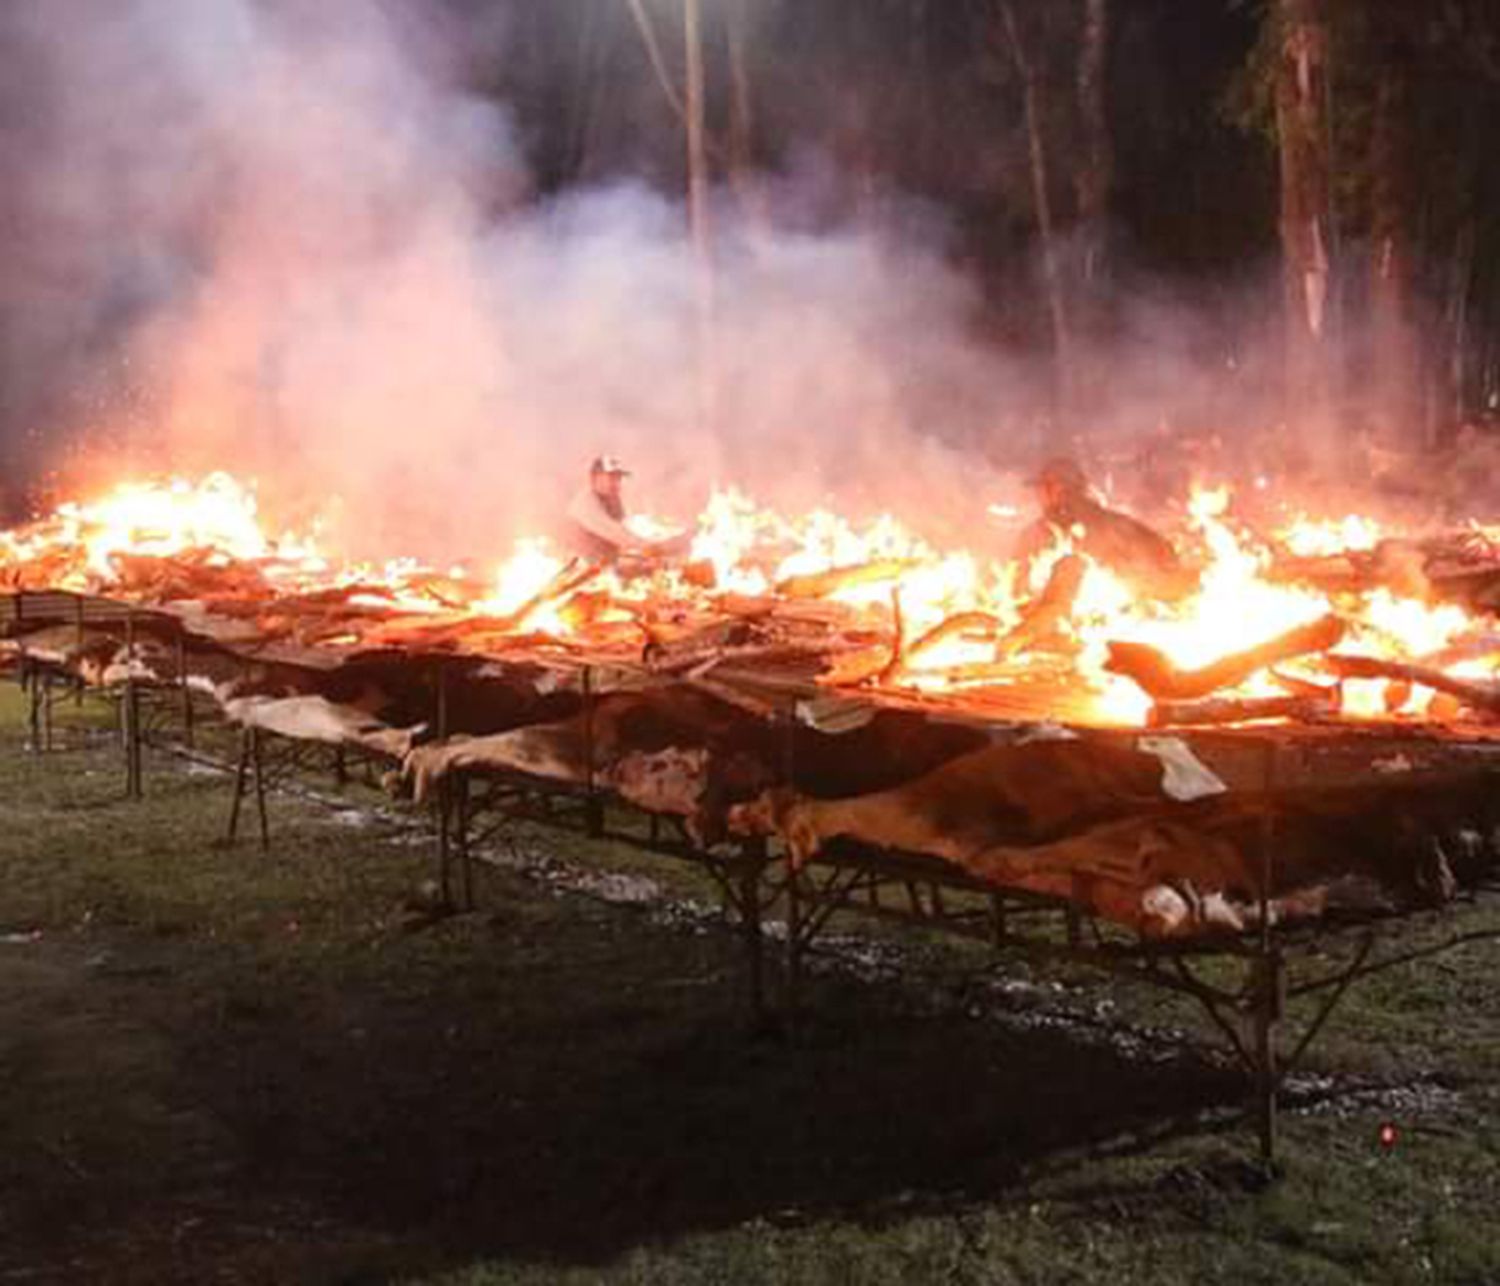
top-left (7, 611), bottom-right (1498, 941)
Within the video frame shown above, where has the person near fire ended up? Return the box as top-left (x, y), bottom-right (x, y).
top-left (1019, 456), bottom-right (1196, 601)
top-left (564, 455), bottom-right (688, 568)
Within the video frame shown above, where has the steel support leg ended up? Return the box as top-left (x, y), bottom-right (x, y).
top-left (582, 665), bottom-right (603, 838)
top-left (26, 663), bottom-right (42, 754)
top-left (227, 727), bottom-right (251, 843)
top-left (739, 842), bottom-right (767, 1019)
top-left (123, 677), bottom-right (143, 799)
top-left (436, 779), bottom-right (453, 909)
top-left (1250, 949), bottom-right (1285, 1168)
top-left (41, 674), bottom-right (54, 752)
top-left (177, 630), bottom-right (195, 748)
top-left (456, 772), bottom-right (474, 911)
top-left (251, 726), bottom-right (270, 850)
top-left (784, 859), bottom-right (803, 1019)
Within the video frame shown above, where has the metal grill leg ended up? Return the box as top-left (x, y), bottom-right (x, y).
top-left (784, 860), bottom-right (803, 1020)
top-left (227, 727), bottom-right (251, 843)
top-left (26, 664), bottom-right (42, 754)
top-left (251, 727), bottom-right (269, 850)
top-left (456, 773), bottom-right (474, 911)
top-left (740, 843), bottom-right (767, 1019)
top-left (1251, 949), bottom-right (1284, 1168)
top-left (437, 779), bottom-right (453, 909)
top-left (123, 678), bottom-right (143, 799)
top-left (177, 631), bottom-right (195, 748)
top-left (41, 674), bottom-right (54, 752)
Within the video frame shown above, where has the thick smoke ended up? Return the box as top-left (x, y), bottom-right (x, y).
top-left (1, 0), bottom-right (1033, 555)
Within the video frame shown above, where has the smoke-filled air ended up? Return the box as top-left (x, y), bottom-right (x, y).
top-left (0, 0), bottom-right (1060, 557)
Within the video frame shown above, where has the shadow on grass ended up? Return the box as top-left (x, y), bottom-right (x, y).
top-left (176, 919), bottom-right (1244, 1268)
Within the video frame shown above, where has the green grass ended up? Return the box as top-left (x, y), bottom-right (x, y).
top-left (0, 678), bottom-right (1497, 1285)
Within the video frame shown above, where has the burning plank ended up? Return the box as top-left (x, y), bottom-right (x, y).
top-left (1323, 654), bottom-right (1500, 718)
top-left (1149, 693), bottom-right (1338, 728)
top-left (1105, 615), bottom-right (1346, 702)
top-left (775, 558), bottom-right (918, 600)
top-left (993, 553), bottom-right (1085, 662)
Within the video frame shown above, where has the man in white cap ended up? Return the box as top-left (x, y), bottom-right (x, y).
top-left (565, 455), bottom-right (654, 565)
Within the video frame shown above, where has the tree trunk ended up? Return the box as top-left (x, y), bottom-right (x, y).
top-left (1001, 1), bottom-right (1074, 425)
top-left (724, 0), bottom-right (765, 227)
top-left (683, 0), bottom-right (717, 433)
top-left (1445, 219), bottom-right (1477, 435)
top-left (1368, 43), bottom-right (1422, 448)
top-left (1074, 0), bottom-right (1113, 289)
top-left (1275, 0), bottom-right (1337, 449)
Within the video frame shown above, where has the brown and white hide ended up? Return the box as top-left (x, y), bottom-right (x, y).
top-left (611, 747), bottom-right (712, 817)
top-left (223, 694), bottom-right (422, 759)
top-left (402, 687), bottom-right (775, 834)
top-left (963, 815), bottom-right (1257, 937)
top-left (966, 781), bottom-right (1500, 938)
top-left (733, 739), bottom-right (1171, 867)
top-left (404, 720), bottom-right (591, 802)
top-left (3, 623), bottom-right (120, 678)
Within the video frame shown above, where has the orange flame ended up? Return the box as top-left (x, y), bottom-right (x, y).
top-left (6, 470), bottom-right (1497, 728)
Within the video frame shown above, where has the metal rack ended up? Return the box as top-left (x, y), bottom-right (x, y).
top-left (8, 589), bottom-right (1500, 1167)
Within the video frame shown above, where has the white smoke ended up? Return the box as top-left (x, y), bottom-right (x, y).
top-left (0, 0), bottom-right (1042, 555)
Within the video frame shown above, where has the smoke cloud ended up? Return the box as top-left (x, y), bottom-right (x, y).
top-left (2, 0), bottom-right (1045, 555)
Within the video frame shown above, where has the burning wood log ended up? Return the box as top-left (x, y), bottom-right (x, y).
top-left (775, 558), bottom-right (917, 600)
top-left (1323, 654), bottom-right (1500, 717)
top-left (900, 611), bottom-right (1004, 668)
top-left (1105, 615), bottom-right (1346, 702)
top-left (877, 588), bottom-right (905, 685)
top-left (503, 557), bottom-right (604, 629)
top-left (108, 548), bottom-right (270, 601)
top-left (872, 556), bottom-right (1083, 689)
top-left (1149, 693), bottom-right (1338, 728)
top-left (641, 618), bottom-right (760, 672)
top-left (993, 554), bottom-right (1085, 662)
top-left (818, 643), bottom-right (901, 687)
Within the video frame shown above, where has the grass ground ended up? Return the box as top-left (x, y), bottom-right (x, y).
top-left (0, 679), bottom-right (1497, 1284)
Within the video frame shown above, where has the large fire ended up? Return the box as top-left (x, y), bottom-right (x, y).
top-left (2, 469), bottom-right (1496, 728)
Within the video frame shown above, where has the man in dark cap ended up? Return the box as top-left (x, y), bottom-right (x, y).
top-left (1020, 456), bottom-right (1195, 600)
